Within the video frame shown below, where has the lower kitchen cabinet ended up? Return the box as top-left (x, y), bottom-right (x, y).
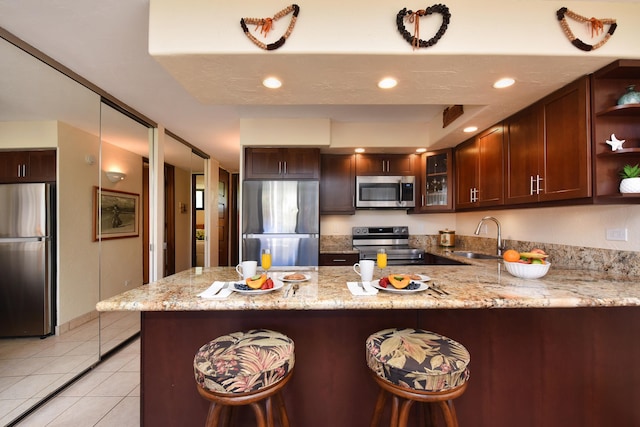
top-left (320, 154), bottom-right (355, 214)
top-left (319, 252), bottom-right (359, 266)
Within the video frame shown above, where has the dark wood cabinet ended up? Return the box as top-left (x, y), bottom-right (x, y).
top-left (244, 147), bottom-right (320, 180)
top-left (320, 154), bottom-right (355, 214)
top-left (455, 125), bottom-right (504, 209)
top-left (506, 77), bottom-right (591, 205)
top-left (0, 150), bottom-right (56, 183)
top-left (355, 153), bottom-right (415, 176)
top-left (540, 77), bottom-right (591, 202)
top-left (590, 59), bottom-right (640, 203)
top-left (505, 105), bottom-right (543, 204)
top-left (319, 252), bottom-right (359, 266)
top-left (413, 149), bottom-right (454, 213)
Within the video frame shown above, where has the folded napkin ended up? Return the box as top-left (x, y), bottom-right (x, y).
top-left (198, 281), bottom-right (233, 299)
top-left (347, 282), bottom-right (378, 296)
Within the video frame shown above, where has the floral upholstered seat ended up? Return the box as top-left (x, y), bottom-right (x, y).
top-left (366, 328), bottom-right (470, 392)
top-left (194, 329), bottom-right (295, 395)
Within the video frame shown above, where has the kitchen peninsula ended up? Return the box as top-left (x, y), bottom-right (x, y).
top-left (97, 261), bottom-right (640, 427)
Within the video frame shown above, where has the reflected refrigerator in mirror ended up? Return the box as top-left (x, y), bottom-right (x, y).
top-left (0, 183), bottom-right (54, 337)
top-left (242, 181), bottom-right (319, 267)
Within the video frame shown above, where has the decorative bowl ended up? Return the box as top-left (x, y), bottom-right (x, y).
top-left (503, 261), bottom-right (551, 279)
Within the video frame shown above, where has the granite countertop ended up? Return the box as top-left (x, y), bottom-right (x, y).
top-left (96, 259), bottom-right (640, 312)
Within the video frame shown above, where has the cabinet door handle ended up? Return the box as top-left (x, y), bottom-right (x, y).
top-left (536, 175), bottom-right (543, 194)
top-left (278, 161), bottom-right (282, 174)
top-left (283, 161), bottom-right (287, 174)
top-left (530, 176), bottom-right (535, 195)
top-left (17, 164), bottom-right (21, 177)
top-left (23, 164), bottom-right (26, 177)
top-left (333, 258), bottom-right (347, 262)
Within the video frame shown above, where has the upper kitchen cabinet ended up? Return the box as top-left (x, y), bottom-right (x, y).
top-left (0, 149), bottom-right (56, 183)
top-left (413, 148), bottom-right (454, 213)
top-left (320, 154), bottom-right (355, 215)
top-left (355, 153), bottom-right (416, 176)
top-left (455, 124), bottom-right (504, 210)
top-left (506, 77), bottom-right (591, 205)
top-left (591, 60), bottom-right (640, 202)
top-left (244, 147), bottom-right (320, 180)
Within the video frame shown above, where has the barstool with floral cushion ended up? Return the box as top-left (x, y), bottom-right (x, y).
top-left (193, 329), bottom-right (295, 427)
top-left (366, 328), bottom-right (470, 427)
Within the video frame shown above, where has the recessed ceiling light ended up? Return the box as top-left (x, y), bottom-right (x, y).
top-left (263, 77), bottom-right (282, 89)
top-left (378, 77), bottom-right (397, 89)
top-left (463, 126), bottom-right (478, 133)
top-left (493, 78), bottom-right (515, 89)
top-left (354, 148), bottom-right (365, 153)
top-left (416, 148), bottom-right (427, 153)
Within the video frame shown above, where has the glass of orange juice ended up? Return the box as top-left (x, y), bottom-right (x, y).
top-left (377, 248), bottom-right (387, 274)
top-left (261, 248), bottom-right (272, 275)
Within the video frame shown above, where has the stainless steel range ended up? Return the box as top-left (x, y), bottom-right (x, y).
top-left (352, 226), bottom-right (425, 265)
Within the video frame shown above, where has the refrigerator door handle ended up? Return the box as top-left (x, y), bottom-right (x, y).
top-left (244, 233), bottom-right (317, 239)
top-left (0, 237), bottom-right (48, 243)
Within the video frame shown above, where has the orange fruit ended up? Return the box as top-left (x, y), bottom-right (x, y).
top-left (503, 249), bottom-right (520, 262)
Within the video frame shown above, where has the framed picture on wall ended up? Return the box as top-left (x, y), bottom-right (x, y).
top-left (93, 186), bottom-right (140, 241)
top-left (195, 189), bottom-right (204, 210)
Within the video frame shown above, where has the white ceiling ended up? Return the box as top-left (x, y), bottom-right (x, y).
top-left (0, 0), bottom-right (631, 173)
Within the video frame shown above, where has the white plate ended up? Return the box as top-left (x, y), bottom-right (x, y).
top-left (406, 274), bottom-right (431, 282)
top-left (232, 280), bottom-right (284, 294)
top-left (371, 280), bottom-right (430, 294)
top-left (277, 273), bottom-right (311, 283)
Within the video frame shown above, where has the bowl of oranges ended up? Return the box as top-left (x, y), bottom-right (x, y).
top-left (502, 248), bottom-right (550, 279)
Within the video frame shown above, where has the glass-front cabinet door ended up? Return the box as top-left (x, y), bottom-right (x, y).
top-left (414, 148), bottom-right (454, 213)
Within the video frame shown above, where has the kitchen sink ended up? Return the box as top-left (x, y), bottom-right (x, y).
top-left (451, 251), bottom-right (501, 260)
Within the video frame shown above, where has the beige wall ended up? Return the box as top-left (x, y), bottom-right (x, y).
top-left (98, 141), bottom-right (144, 299)
top-left (57, 122), bottom-right (101, 324)
top-left (321, 205), bottom-right (640, 252)
top-left (0, 121), bottom-right (58, 148)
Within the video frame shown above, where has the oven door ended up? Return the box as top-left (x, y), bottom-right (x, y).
top-left (359, 248), bottom-right (425, 265)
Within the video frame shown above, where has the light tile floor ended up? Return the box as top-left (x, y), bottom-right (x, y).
top-left (13, 337), bottom-right (140, 427)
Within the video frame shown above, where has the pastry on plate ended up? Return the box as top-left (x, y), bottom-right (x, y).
top-left (283, 273), bottom-right (306, 281)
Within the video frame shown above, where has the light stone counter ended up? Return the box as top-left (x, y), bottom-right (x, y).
top-left (96, 262), bottom-right (640, 312)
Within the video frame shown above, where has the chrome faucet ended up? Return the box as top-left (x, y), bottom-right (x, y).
top-left (474, 216), bottom-right (504, 256)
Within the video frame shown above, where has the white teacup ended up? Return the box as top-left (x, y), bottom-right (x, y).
top-left (236, 260), bottom-right (257, 279)
top-left (353, 260), bottom-right (375, 282)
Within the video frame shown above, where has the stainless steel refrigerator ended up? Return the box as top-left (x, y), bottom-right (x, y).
top-left (0, 183), bottom-right (54, 337)
top-left (242, 180), bottom-right (319, 267)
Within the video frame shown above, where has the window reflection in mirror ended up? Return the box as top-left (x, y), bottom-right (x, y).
top-left (0, 35), bottom-right (101, 425)
top-left (191, 151), bottom-right (206, 267)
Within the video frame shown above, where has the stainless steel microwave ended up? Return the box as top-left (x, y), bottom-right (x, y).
top-left (355, 176), bottom-right (416, 208)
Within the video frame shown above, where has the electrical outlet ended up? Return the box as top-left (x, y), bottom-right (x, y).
top-left (124, 280), bottom-right (131, 287)
top-left (606, 228), bottom-right (628, 241)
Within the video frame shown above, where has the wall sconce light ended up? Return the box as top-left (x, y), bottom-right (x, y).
top-left (105, 171), bottom-right (126, 183)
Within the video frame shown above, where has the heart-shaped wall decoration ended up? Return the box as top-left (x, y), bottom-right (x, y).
top-left (396, 4), bottom-right (451, 49)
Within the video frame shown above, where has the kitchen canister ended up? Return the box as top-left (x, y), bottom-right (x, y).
top-left (439, 229), bottom-right (455, 247)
